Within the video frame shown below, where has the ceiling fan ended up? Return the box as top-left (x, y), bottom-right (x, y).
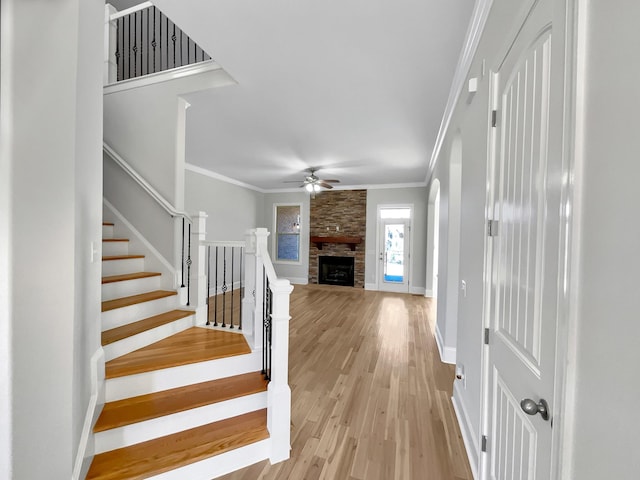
top-left (285, 168), bottom-right (340, 194)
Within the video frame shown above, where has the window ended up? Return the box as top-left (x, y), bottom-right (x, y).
top-left (380, 208), bottom-right (411, 219)
top-left (274, 204), bottom-right (301, 262)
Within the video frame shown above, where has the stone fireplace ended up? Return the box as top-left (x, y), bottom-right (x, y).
top-left (309, 189), bottom-right (366, 287)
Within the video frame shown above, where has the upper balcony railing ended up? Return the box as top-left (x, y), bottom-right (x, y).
top-left (105, 2), bottom-right (212, 84)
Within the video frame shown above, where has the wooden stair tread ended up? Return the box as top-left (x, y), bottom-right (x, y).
top-left (102, 290), bottom-right (176, 312)
top-left (106, 327), bottom-right (251, 379)
top-left (101, 309), bottom-right (194, 346)
top-left (102, 254), bottom-right (144, 261)
top-left (102, 238), bottom-right (129, 242)
top-left (94, 372), bottom-right (267, 432)
top-left (102, 272), bottom-right (161, 285)
top-left (87, 409), bottom-right (268, 480)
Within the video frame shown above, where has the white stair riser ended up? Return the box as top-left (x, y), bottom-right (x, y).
top-left (103, 315), bottom-right (194, 361)
top-left (102, 241), bottom-right (129, 257)
top-left (106, 350), bottom-right (262, 402)
top-left (147, 438), bottom-right (271, 480)
top-left (102, 295), bottom-right (178, 331)
top-left (102, 225), bottom-right (114, 239)
top-left (95, 391), bottom-right (267, 454)
top-left (101, 275), bottom-right (161, 301)
top-left (102, 257), bottom-right (145, 276)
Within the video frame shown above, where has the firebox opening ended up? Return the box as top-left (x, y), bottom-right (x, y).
top-left (318, 256), bottom-right (355, 287)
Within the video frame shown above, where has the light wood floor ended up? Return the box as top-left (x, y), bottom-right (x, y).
top-left (218, 284), bottom-right (472, 480)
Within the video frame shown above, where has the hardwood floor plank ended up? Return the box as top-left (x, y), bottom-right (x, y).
top-left (101, 290), bottom-right (176, 312)
top-left (87, 409), bottom-right (268, 480)
top-left (102, 254), bottom-right (144, 261)
top-left (105, 327), bottom-right (251, 379)
top-left (216, 284), bottom-right (473, 480)
top-left (101, 309), bottom-right (193, 346)
top-left (95, 372), bottom-right (267, 432)
top-left (102, 272), bottom-right (161, 285)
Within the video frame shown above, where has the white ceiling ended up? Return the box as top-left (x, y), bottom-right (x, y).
top-left (109, 0), bottom-right (474, 191)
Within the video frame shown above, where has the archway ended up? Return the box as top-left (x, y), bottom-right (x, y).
top-left (426, 179), bottom-right (440, 299)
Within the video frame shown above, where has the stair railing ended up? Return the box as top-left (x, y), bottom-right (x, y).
top-left (104, 2), bottom-right (212, 85)
top-left (201, 241), bottom-right (246, 329)
top-left (103, 143), bottom-right (193, 305)
top-left (197, 228), bottom-right (293, 463)
top-left (252, 228), bottom-right (293, 463)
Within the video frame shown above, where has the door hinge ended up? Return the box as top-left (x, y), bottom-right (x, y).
top-left (491, 110), bottom-right (498, 127)
top-left (484, 328), bottom-right (490, 345)
top-left (487, 219), bottom-right (499, 237)
top-left (481, 435), bottom-right (488, 452)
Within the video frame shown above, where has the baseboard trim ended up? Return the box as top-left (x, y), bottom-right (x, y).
top-left (286, 277), bottom-right (308, 285)
top-left (453, 383), bottom-right (480, 480)
top-left (364, 283), bottom-right (377, 291)
top-left (424, 289), bottom-right (434, 297)
top-left (435, 322), bottom-right (456, 364)
top-left (72, 348), bottom-right (105, 480)
top-left (410, 286), bottom-right (426, 296)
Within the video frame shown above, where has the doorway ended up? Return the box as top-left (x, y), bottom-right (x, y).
top-left (426, 180), bottom-right (440, 299)
top-left (377, 207), bottom-right (412, 293)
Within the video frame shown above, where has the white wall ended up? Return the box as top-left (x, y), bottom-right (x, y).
top-left (73, 0), bottom-right (105, 475)
top-left (365, 187), bottom-right (429, 293)
top-left (262, 192), bottom-right (310, 284)
top-left (103, 68), bottom-right (235, 205)
top-left (452, 78), bottom-right (492, 462)
top-left (430, 0), bottom-right (562, 470)
top-left (104, 154), bottom-right (176, 264)
top-left (566, 2), bottom-right (640, 478)
top-left (433, 0), bottom-right (640, 477)
top-left (0, 0), bottom-right (103, 477)
top-left (185, 169), bottom-right (265, 241)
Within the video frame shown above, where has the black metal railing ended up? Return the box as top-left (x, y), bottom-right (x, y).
top-left (181, 218), bottom-right (192, 306)
top-left (206, 244), bottom-right (244, 329)
top-left (262, 268), bottom-right (272, 381)
top-left (114, 5), bottom-right (211, 82)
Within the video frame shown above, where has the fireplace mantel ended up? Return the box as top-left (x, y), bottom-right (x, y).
top-left (310, 236), bottom-right (362, 251)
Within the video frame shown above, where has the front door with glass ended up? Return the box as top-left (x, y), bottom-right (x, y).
top-left (377, 208), bottom-right (411, 293)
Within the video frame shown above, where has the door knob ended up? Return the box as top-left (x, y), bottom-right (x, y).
top-left (520, 398), bottom-right (550, 421)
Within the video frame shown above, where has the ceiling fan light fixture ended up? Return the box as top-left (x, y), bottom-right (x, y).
top-left (313, 184), bottom-right (321, 192)
top-left (305, 183), bottom-right (314, 192)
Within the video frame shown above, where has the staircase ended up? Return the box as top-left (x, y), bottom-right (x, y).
top-left (87, 221), bottom-right (272, 479)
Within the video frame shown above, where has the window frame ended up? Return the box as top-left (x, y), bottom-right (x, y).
top-left (272, 203), bottom-right (303, 265)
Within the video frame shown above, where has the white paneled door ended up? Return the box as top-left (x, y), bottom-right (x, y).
top-left (483, 0), bottom-right (568, 478)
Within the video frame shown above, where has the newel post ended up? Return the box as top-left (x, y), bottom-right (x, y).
top-left (268, 278), bottom-right (293, 463)
top-left (190, 212), bottom-right (208, 325)
top-left (104, 4), bottom-right (117, 85)
top-left (242, 230), bottom-right (257, 347)
top-left (253, 228), bottom-right (270, 352)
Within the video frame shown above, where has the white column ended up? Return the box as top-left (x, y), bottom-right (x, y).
top-left (190, 212), bottom-right (208, 324)
top-left (267, 278), bottom-right (293, 463)
top-left (104, 4), bottom-right (117, 85)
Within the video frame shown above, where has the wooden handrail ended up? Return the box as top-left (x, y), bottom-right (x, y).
top-left (109, 1), bottom-right (153, 21)
top-left (103, 143), bottom-right (192, 223)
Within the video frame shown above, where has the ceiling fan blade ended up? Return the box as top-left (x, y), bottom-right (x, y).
top-left (322, 179), bottom-right (340, 183)
top-left (317, 181), bottom-right (334, 189)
